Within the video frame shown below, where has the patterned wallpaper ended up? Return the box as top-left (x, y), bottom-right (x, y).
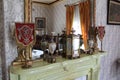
top-left (3, 0), bottom-right (24, 80)
top-left (0, 0), bottom-right (120, 80)
top-left (96, 0), bottom-right (120, 80)
top-left (0, 0), bottom-right (4, 79)
top-left (32, 1), bottom-right (66, 35)
top-left (0, 1), bottom-right (2, 79)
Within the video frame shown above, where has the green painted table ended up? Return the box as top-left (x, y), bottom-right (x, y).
top-left (10, 52), bottom-right (106, 80)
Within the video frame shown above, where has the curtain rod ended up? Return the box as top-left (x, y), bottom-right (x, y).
top-left (65, 0), bottom-right (88, 7)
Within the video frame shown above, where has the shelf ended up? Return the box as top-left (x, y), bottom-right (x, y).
top-left (10, 51), bottom-right (106, 80)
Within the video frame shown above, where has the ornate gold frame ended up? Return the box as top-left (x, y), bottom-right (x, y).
top-left (24, 0), bottom-right (32, 23)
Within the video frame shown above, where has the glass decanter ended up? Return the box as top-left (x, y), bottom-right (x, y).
top-left (98, 26), bottom-right (105, 52)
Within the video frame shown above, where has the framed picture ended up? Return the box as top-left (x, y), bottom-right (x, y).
top-left (35, 17), bottom-right (46, 29)
top-left (107, 0), bottom-right (120, 25)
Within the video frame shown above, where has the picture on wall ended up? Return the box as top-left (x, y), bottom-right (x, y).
top-left (107, 0), bottom-right (120, 24)
top-left (35, 17), bottom-right (46, 29)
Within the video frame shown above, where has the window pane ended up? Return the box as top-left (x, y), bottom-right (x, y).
top-left (72, 6), bottom-right (82, 35)
top-left (72, 6), bottom-right (84, 49)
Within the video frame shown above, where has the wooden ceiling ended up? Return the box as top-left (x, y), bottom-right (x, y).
top-left (32, 0), bottom-right (61, 5)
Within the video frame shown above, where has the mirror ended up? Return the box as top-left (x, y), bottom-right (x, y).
top-left (31, 0), bottom-right (96, 35)
top-left (25, 0), bottom-right (96, 60)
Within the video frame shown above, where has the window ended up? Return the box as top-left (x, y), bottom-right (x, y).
top-left (72, 6), bottom-right (81, 35)
top-left (72, 6), bottom-right (84, 49)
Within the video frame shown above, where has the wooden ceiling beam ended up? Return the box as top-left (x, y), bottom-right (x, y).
top-left (32, 1), bottom-right (49, 5)
top-left (49, 0), bottom-right (60, 5)
top-left (32, 0), bottom-right (61, 5)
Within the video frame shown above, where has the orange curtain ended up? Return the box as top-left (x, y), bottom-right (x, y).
top-left (79, 0), bottom-right (90, 49)
top-left (66, 5), bottom-right (75, 35)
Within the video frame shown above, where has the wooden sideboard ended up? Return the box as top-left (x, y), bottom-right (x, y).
top-left (10, 52), bottom-right (106, 80)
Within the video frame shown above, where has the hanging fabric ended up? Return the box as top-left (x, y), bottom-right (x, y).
top-left (66, 5), bottom-right (75, 35)
top-left (79, 0), bottom-right (90, 49)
